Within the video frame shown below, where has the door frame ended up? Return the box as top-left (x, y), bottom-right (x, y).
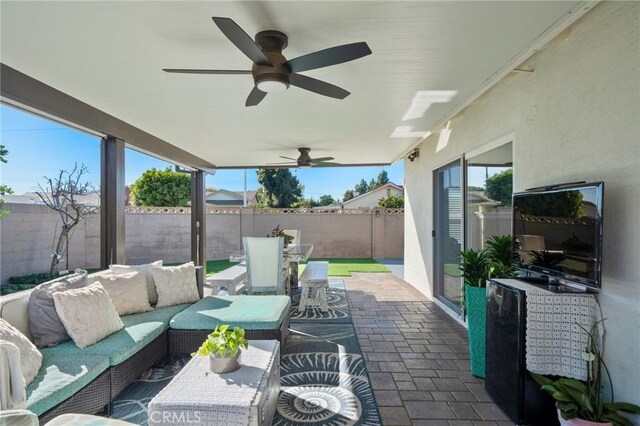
top-left (432, 157), bottom-right (464, 313)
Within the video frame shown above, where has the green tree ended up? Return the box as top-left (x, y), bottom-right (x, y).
top-left (354, 178), bottom-right (368, 195)
top-left (130, 168), bottom-right (191, 207)
top-left (256, 169), bottom-right (303, 208)
top-left (485, 169), bottom-right (513, 206)
top-left (0, 145), bottom-right (13, 219)
top-left (369, 178), bottom-right (376, 191)
top-left (378, 194), bottom-right (404, 208)
top-left (375, 170), bottom-right (390, 187)
top-left (292, 198), bottom-right (319, 208)
top-left (318, 194), bottom-right (335, 206)
top-left (343, 189), bottom-right (354, 202)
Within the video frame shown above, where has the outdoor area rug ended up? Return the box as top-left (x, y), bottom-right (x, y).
top-left (111, 279), bottom-right (380, 425)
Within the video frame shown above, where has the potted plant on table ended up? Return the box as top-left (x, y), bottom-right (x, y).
top-left (459, 235), bottom-right (515, 378)
top-left (192, 325), bottom-right (249, 374)
top-left (268, 224), bottom-right (294, 248)
top-left (531, 320), bottom-right (640, 426)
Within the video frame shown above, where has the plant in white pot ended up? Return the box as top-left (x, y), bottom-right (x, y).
top-left (531, 320), bottom-right (640, 426)
top-left (192, 325), bottom-right (249, 374)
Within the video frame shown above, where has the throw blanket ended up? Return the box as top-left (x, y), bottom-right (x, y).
top-left (525, 291), bottom-right (601, 381)
top-left (0, 340), bottom-right (27, 410)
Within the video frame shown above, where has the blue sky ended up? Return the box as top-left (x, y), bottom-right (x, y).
top-left (1, 104), bottom-right (403, 200)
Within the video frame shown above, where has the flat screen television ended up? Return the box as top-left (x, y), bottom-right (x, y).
top-left (512, 181), bottom-right (604, 292)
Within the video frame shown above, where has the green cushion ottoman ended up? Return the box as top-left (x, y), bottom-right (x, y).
top-left (168, 295), bottom-right (291, 355)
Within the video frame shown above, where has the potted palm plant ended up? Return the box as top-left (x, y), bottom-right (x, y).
top-left (531, 320), bottom-right (640, 426)
top-left (460, 235), bottom-right (515, 377)
top-left (192, 325), bottom-right (249, 374)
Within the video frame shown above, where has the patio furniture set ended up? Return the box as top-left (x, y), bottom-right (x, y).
top-left (0, 232), bottom-right (328, 425)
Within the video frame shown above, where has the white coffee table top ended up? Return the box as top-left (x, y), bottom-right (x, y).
top-left (148, 340), bottom-right (279, 426)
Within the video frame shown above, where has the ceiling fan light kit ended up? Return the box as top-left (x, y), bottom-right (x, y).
top-left (163, 17), bottom-right (371, 107)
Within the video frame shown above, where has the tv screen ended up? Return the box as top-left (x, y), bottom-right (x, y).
top-left (512, 182), bottom-right (604, 291)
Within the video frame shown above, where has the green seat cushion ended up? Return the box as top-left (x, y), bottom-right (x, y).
top-left (42, 304), bottom-right (191, 365)
top-left (27, 354), bottom-right (109, 415)
top-left (170, 296), bottom-right (290, 331)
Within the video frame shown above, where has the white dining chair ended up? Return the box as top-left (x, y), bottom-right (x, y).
top-left (243, 237), bottom-right (285, 295)
top-left (283, 229), bottom-right (301, 246)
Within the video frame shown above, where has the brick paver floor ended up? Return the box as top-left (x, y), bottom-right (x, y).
top-left (344, 272), bottom-right (515, 426)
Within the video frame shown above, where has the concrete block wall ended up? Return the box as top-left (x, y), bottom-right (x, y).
top-left (0, 204), bottom-right (404, 283)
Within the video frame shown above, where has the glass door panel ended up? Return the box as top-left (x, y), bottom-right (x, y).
top-left (434, 161), bottom-right (463, 310)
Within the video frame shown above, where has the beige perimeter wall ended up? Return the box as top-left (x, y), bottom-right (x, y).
top-left (404, 1), bottom-right (640, 414)
top-left (0, 205), bottom-right (403, 283)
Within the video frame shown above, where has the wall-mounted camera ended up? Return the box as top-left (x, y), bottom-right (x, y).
top-left (407, 148), bottom-right (420, 162)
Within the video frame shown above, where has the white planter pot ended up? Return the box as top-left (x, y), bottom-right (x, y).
top-left (209, 350), bottom-right (242, 374)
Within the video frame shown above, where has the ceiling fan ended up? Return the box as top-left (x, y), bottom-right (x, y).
top-left (270, 148), bottom-right (341, 168)
top-left (163, 17), bottom-right (372, 106)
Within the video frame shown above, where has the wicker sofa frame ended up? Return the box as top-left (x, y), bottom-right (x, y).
top-left (33, 306), bottom-right (291, 423)
top-left (167, 309), bottom-right (291, 357)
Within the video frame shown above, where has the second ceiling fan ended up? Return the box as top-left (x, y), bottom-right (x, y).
top-left (163, 17), bottom-right (372, 106)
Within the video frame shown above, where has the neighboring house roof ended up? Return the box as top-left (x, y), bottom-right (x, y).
top-left (1, 192), bottom-right (101, 206)
top-left (205, 189), bottom-right (258, 206)
top-left (468, 190), bottom-right (501, 206)
top-left (342, 182), bottom-right (404, 207)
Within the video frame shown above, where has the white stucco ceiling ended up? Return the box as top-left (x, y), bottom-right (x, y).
top-left (0, 1), bottom-right (588, 168)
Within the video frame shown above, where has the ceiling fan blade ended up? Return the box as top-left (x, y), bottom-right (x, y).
top-left (212, 17), bottom-right (271, 66)
top-left (246, 87), bottom-right (267, 107)
top-left (279, 156), bottom-right (298, 161)
top-left (285, 42), bottom-right (371, 73)
top-left (267, 161), bottom-right (296, 165)
top-left (314, 161), bottom-right (342, 166)
top-left (290, 74), bottom-right (350, 99)
top-left (310, 157), bottom-right (335, 163)
top-left (163, 69), bottom-right (251, 75)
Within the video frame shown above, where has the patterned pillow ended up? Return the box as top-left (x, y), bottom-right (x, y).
top-left (28, 269), bottom-right (89, 348)
top-left (110, 260), bottom-right (163, 305)
top-left (53, 282), bottom-right (124, 349)
top-left (149, 262), bottom-right (200, 308)
top-left (94, 271), bottom-right (153, 316)
top-left (0, 318), bottom-right (43, 386)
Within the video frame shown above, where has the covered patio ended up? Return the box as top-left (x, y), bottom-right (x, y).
top-left (1, 1), bottom-right (638, 425)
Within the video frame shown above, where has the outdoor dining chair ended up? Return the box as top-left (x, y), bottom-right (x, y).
top-left (243, 237), bottom-right (285, 295)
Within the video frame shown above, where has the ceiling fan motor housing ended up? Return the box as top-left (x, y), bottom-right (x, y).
top-left (253, 31), bottom-right (291, 89)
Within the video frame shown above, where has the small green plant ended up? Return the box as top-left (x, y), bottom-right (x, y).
top-left (532, 320), bottom-right (640, 425)
top-left (192, 325), bottom-right (248, 359)
top-left (459, 248), bottom-right (491, 287)
top-left (267, 224), bottom-right (294, 246)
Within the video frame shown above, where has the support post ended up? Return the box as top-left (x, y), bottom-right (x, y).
top-left (191, 170), bottom-right (207, 298)
top-left (100, 136), bottom-right (125, 268)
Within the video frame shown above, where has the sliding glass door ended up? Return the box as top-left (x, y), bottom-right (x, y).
top-left (433, 160), bottom-right (463, 311)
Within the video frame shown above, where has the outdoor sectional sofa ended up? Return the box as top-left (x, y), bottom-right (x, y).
top-left (0, 270), bottom-right (291, 423)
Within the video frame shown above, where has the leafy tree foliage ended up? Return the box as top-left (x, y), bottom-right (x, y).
top-left (0, 145), bottom-right (13, 219)
top-left (343, 189), bottom-right (355, 202)
top-left (516, 190), bottom-right (584, 219)
top-left (375, 170), bottom-right (389, 187)
top-left (378, 194), bottom-right (404, 208)
top-left (354, 178), bottom-right (368, 195)
top-left (368, 178), bottom-right (376, 191)
top-left (318, 194), bottom-right (335, 206)
top-left (485, 169), bottom-right (513, 206)
top-left (256, 169), bottom-right (303, 208)
top-left (130, 168), bottom-right (191, 207)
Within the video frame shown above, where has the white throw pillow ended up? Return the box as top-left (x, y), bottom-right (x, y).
top-left (0, 318), bottom-right (43, 386)
top-left (110, 260), bottom-right (163, 305)
top-left (94, 271), bottom-right (153, 316)
top-left (149, 262), bottom-right (199, 308)
top-left (53, 282), bottom-right (124, 349)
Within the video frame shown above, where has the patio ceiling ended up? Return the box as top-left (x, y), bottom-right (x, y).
top-left (0, 1), bottom-right (589, 169)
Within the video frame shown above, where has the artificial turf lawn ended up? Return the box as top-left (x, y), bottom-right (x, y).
top-left (444, 263), bottom-right (462, 277)
top-left (206, 258), bottom-right (390, 277)
top-left (300, 258), bottom-right (390, 276)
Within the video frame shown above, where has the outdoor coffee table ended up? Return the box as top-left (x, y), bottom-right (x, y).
top-left (148, 340), bottom-right (280, 426)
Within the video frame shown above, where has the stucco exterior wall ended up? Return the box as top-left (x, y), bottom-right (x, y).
top-left (404, 1), bottom-right (639, 411)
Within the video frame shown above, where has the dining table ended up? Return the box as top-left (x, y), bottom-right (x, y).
top-left (230, 244), bottom-right (314, 289)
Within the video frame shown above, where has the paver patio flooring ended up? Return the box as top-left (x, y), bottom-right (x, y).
top-left (344, 272), bottom-right (515, 426)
